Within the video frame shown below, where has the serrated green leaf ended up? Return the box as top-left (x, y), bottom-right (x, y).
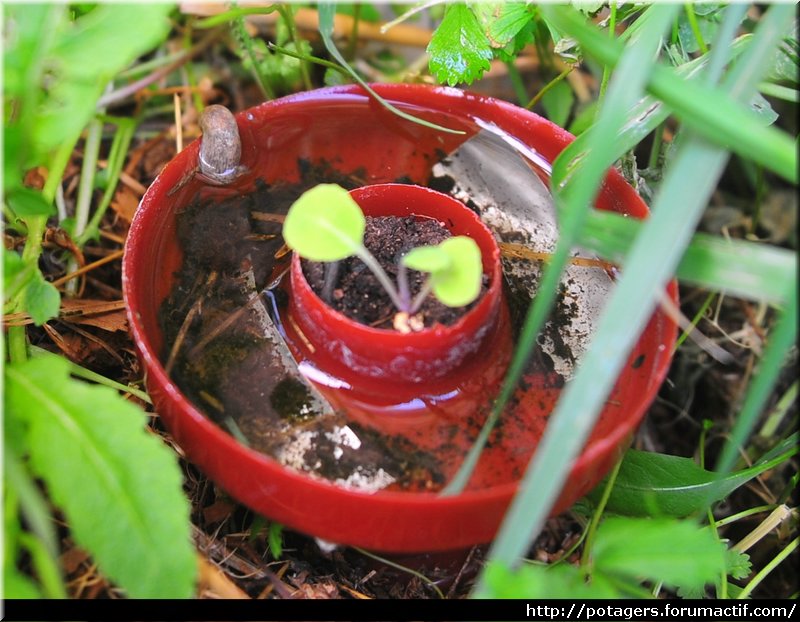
top-left (4, 355), bottom-right (196, 598)
top-left (480, 560), bottom-right (620, 598)
top-left (587, 437), bottom-right (798, 517)
top-left (593, 517), bottom-right (726, 590)
top-left (470, 2), bottom-right (532, 49)
top-left (23, 272), bottom-right (60, 326)
top-left (430, 236), bottom-right (482, 308)
top-left (283, 184), bottom-right (365, 262)
top-left (5, 187), bottom-right (55, 217)
top-left (428, 4), bottom-right (493, 86)
top-left (726, 547), bottom-right (752, 580)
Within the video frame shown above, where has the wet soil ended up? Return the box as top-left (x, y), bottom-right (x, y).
top-left (303, 215), bottom-right (484, 329)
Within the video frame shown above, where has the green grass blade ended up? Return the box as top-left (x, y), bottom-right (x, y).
top-left (580, 210), bottom-right (797, 305)
top-left (543, 5), bottom-right (798, 183)
top-left (445, 3), bottom-right (682, 497)
top-left (714, 287), bottom-right (798, 477)
top-left (317, 3), bottom-right (464, 135)
top-left (465, 1), bottom-right (680, 540)
top-left (477, 3), bottom-right (790, 580)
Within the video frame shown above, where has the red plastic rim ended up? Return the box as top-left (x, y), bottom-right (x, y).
top-left (123, 84), bottom-right (679, 552)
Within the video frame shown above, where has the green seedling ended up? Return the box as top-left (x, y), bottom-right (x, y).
top-left (282, 184), bottom-right (483, 323)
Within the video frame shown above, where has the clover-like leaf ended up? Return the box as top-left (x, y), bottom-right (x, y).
top-left (283, 184), bottom-right (365, 262)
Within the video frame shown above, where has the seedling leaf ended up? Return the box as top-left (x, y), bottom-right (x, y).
top-left (283, 184), bottom-right (365, 262)
top-left (429, 236), bottom-right (482, 307)
top-left (5, 355), bottom-right (196, 598)
top-left (402, 245), bottom-right (452, 274)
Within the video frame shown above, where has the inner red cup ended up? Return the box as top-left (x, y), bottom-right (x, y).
top-left (287, 183), bottom-right (504, 385)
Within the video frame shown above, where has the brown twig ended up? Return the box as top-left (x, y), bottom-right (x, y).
top-left (51, 249), bottom-right (125, 288)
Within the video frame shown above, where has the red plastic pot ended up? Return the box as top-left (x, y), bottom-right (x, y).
top-left (287, 183), bottom-right (504, 385)
top-left (123, 84), bottom-right (678, 553)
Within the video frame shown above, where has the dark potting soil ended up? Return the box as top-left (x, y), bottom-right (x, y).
top-left (159, 164), bottom-right (450, 491)
top-left (302, 215), bottom-right (486, 329)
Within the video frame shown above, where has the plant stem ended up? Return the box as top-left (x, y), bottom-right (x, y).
top-left (597, 2), bottom-right (617, 107)
top-left (526, 65), bottom-right (572, 110)
top-left (233, 10), bottom-right (275, 100)
top-left (74, 117), bottom-right (103, 238)
top-left (277, 3), bottom-right (312, 90)
top-left (353, 547), bottom-right (445, 599)
top-left (269, 42), bottom-right (348, 75)
top-left (346, 2), bottom-right (360, 61)
top-left (354, 247), bottom-right (407, 312)
top-left (758, 380), bottom-right (798, 439)
top-left (684, 2), bottom-right (709, 55)
top-left (580, 456), bottom-right (623, 569)
top-left (737, 536), bottom-right (798, 599)
top-left (409, 280), bottom-right (433, 315)
top-left (396, 263), bottom-right (412, 312)
top-left (29, 345), bottom-right (152, 404)
top-left (714, 504), bottom-right (776, 528)
top-left (647, 121), bottom-right (665, 170)
top-left (77, 117), bottom-right (136, 246)
top-left (505, 59), bottom-right (529, 107)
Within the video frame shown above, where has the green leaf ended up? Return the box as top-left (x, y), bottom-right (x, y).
top-left (726, 548), bottom-right (752, 580)
top-left (429, 236), bottom-right (482, 307)
top-left (543, 4), bottom-right (798, 183)
top-left (541, 79), bottom-right (574, 128)
top-left (3, 566), bottom-right (43, 599)
top-left (593, 517), bottom-right (726, 590)
top-left (4, 355), bottom-right (196, 598)
top-left (24, 272), bottom-right (60, 326)
top-left (480, 561), bottom-right (620, 599)
top-left (587, 437), bottom-right (798, 517)
top-left (428, 3), bottom-right (493, 86)
top-left (580, 209), bottom-right (797, 305)
top-left (678, 7), bottom-right (723, 55)
top-left (283, 184), bottom-right (365, 262)
top-left (33, 4), bottom-right (172, 156)
top-left (5, 187), bottom-right (55, 218)
top-left (402, 245), bottom-right (451, 274)
top-left (3, 248), bottom-right (28, 301)
top-left (470, 2), bottom-right (532, 49)
top-left (268, 522), bottom-right (284, 560)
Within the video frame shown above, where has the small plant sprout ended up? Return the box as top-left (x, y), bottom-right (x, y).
top-left (282, 184), bottom-right (483, 328)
